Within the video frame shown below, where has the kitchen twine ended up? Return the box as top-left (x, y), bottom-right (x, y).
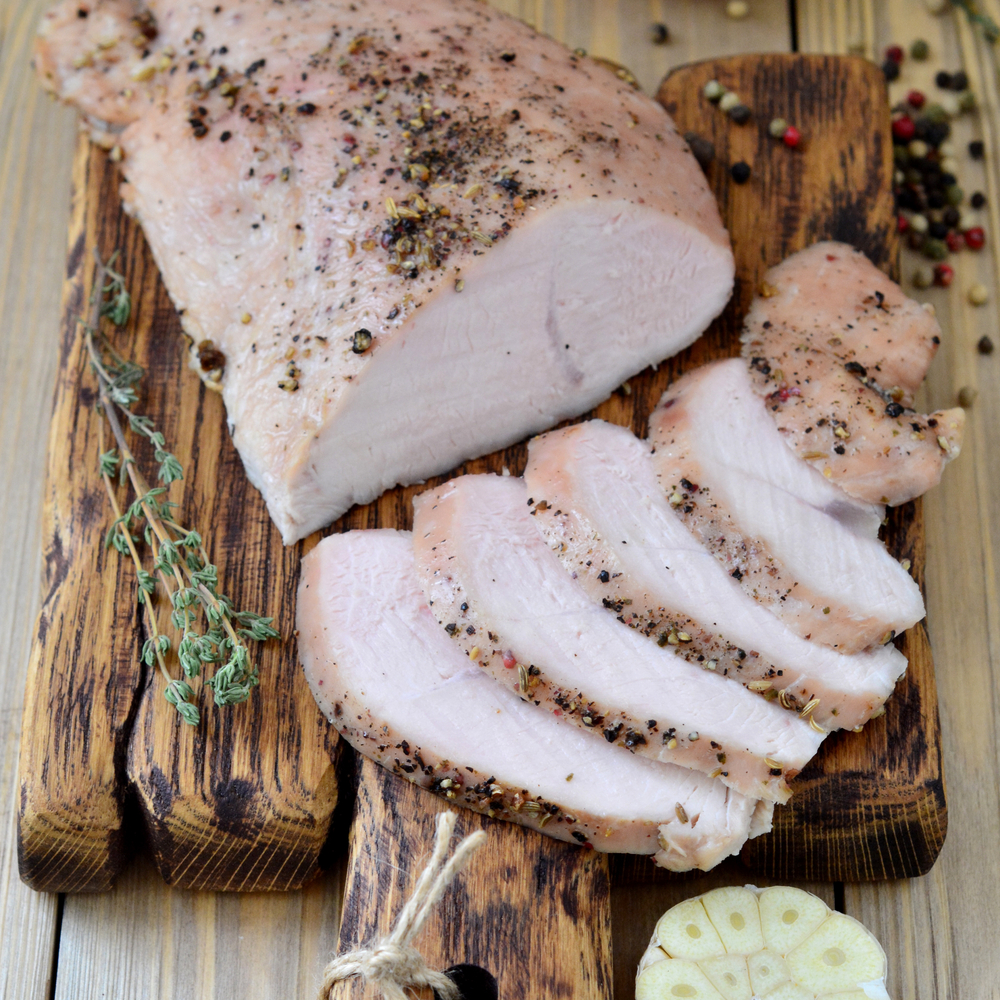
top-left (318, 812), bottom-right (487, 1000)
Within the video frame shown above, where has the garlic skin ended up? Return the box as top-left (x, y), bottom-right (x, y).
top-left (636, 885), bottom-right (889, 1000)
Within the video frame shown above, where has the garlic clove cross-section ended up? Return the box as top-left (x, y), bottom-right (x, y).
top-left (635, 885), bottom-right (889, 1000)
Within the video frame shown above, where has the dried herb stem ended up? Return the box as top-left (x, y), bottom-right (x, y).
top-left (83, 249), bottom-right (279, 724)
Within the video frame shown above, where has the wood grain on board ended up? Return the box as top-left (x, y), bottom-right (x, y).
top-left (17, 52), bottom-right (943, 898)
top-left (0, 0), bottom-right (78, 984)
top-left (17, 137), bottom-right (340, 894)
top-left (334, 756), bottom-right (612, 1000)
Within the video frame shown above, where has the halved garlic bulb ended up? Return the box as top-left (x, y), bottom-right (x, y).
top-left (636, 886), bottom-right (889, 1000)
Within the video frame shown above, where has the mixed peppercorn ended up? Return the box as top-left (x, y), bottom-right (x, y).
top-left (886, 41), bottom-right (989, 293)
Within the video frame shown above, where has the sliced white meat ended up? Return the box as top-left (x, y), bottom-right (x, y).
top-left (297, 529), bottom-right (759, 871)
top-left (37, 0), bottom-right (734, 543)
top-left (523, 420), bottom-right (907, 730)
top-left (741, 241), bottom-right (963, 506)
top-left (648, 358), bottom-right (926, 654)
top-left (411, 474), bottom-right (824, 803)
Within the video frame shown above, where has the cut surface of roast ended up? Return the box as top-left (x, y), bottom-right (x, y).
top-left (412, 474), bottom-right (824, 802)
top-left (649, 358), bottom-right (925, 654)
top-left (524, 419), bottom-right (907, 730)
top-left (297, 529), bottom-right (760, 871)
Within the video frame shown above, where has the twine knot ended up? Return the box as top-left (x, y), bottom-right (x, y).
top-left (318, 812), bottom-right (487, 1000)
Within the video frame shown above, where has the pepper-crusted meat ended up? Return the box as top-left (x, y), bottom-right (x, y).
top-left (36, 0), bottom-right (734, 542)
top-left (411, 474), bottom-right (824, 803)
top-left (648, 358), bottom-right (925, 654)
top-left (297, 529), bottom-right (762, 872)
top-left (741, 241), bottom-right (964, 506)
top-left (524, 419), bottom-right (907, 730)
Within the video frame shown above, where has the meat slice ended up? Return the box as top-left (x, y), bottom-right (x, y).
top-left (297, 529), bottom-right (760, 871)
top-left (523, 420), bottom-right (907, 730)
top-left (740, 241), bottom-right (963, 506)
top-left (648, 358), bottom-right (925, 654)
top-left (411, 475), bottom-right (824, 803)
top-left (37, 0), bottom-right (734, 543)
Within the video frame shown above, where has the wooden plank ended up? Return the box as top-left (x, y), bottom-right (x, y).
top-left (649, 51), bottom-right (945, 882)
top-left (492, 0), bottom-right (794, 96)
top-left (52, 853), bottom-right (344, 999)
top-left (17, 131), bottom-right (340, 893)
top-left (797, 0), bottom-right (875, 58)
top-left (334, 757), bottom-right (612, 1000)
top-left (799, 1), bottom-right (1000, 997)
top-left (0, 0), bottom-right (82, 986)
top-left (103, 130), bottom-right (343, 891)
top-left (16, 137), bottom-right (149, 894)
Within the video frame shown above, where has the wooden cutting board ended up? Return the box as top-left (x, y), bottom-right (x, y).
top-left (18, 53), bottom-right (945, 955)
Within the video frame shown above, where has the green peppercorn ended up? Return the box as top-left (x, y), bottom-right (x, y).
top-left (958, 90), bottom-right (977, 112)
top-left (946, 184), bottom-right (964, 206)
top-left (924, 102), bottom-right (949, 123)
top-left (912, 264), bottom-right (934, 288)
top-left (910, 39), bottom-right (930, 60)
top-left (769, 117), bottom-right (788, 138)
top-left (922, 237), bottom-right (949, 260)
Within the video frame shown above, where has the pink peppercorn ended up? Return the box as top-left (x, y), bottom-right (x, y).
top-left (782, 125), bottom-right (801, 148)
top-left (965, 226), bottom-right (986, 250)
top-left (946, 230), bottom-right (965, 252)
top-left (933, 263), bottom-right (954, 287)
top-left (892, 115), bottom-right (916, 141)
top-left (886, 44), bottom-right (905, 63)
top-left (898, 215), bottom-right (909, 234)
top-left (907, 89), bottom-right (926, 109)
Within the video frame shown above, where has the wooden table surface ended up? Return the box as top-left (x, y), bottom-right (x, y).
top-left (2, 1), bottom-right (998, 997)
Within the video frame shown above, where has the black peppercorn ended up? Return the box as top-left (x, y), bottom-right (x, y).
top-left (929, 221), bottom-right (948, 239)
top-left (928, 122), bottom-right (951, 147)
top-left (728, 103), bottom-right (752, 124)
top-left (935, 70), bottom-right (953, 88)
top-left (683, 131), bottom-right (715, 169)
top-left (950, 70), bottom-right (969, 91)
top-left (978, 336), bottom-right (995, 355)
top-left (971, 191), bottom-right (987, 209)
top-left (969, 140), bottom-right (985, 159)
top-left (731, 161), bottom-right (751, 184)
top-left (883, 59), bottom-right (901, 81)
top-left (351, 328), bottom-right (373, 353)
top-left (649, 22), bottom-right (670, 44)
top-left (943, 206), bottom-right (960, 227)
top-left (927, 190), bottom-right (946, 209)
top-left (885, 402), bottom-right (904, 418)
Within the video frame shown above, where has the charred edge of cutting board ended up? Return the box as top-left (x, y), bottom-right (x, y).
top-left (129, 730), bottom-right (344, 892)
top-left (337, 756), bottom-right (614, 1000)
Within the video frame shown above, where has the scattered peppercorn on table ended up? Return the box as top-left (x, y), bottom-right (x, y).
top-left (2, 1), bottom-right (999, 998)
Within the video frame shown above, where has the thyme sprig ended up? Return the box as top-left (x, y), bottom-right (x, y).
top-left (952, 0), bottom-right (1000, 45)
top-left (84, 250), bottom-right (279, 725)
